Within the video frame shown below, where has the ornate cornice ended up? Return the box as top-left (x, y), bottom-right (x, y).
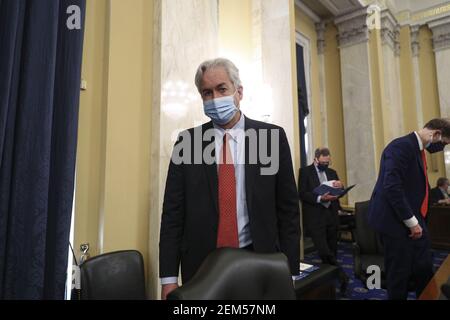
top-left (410, 25), bottom-right (420, 57)
top-left (334, 8), bottom-right (371, 48)
top-left (381, 9), bottom-right (400, 56)
top-left (428, 16), bottom-right (450, 52)
top-left (315, 22), bottom-right (326, 55)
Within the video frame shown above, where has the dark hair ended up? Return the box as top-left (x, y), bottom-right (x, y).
top-left (437, 177), bottom-right (449, 187)
top-left (424, 118), bottom-right (450, 138)
top-left (314, 147), bottom-right (330, 159)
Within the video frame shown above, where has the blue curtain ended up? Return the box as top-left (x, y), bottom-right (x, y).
top-left (0, 0), bottom-right (85, 299)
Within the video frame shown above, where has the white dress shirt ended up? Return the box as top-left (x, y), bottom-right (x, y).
top-left (314, 164), bottom-right (331, 207)
top-left (213, 112), bottom-right (252, 248)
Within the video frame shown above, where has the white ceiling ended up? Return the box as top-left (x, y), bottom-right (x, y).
top-left (392, 0), bottom-right (450, 14)
top-left (298, 0), bottom-right (450, 24)
top-left (299, 0), bottom-right (364, 19)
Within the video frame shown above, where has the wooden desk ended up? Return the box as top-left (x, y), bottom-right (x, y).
top-left (419, 254), bottom-right (450, 300)
top-left (294, 264), bottom-right (339, 300)
top-left (428, 206), bottom-right (450, 250)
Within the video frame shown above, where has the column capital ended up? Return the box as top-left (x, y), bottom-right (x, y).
top-left (334, 8), bottom-right (370, 48)
top-left (428, 16), bottom-right (450, 52)
top-left (315, 21), bottom-right (326, 55)
top-left (410, 25), bottom-right (420, 57)
top-left (381, 9), bottom-right (400, 56)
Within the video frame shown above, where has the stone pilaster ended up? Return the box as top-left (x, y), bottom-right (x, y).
top-left (335, 8), bottom-right (377, 205)
top-left (316, 21), bottom-right (328, 146)
top-left (410, 25), bottom-right (424, 127)
top-left (428, 16), bottom-right (450, 178)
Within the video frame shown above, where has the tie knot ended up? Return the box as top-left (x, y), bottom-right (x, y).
top-left (223, 132), bottom-right (232, 143)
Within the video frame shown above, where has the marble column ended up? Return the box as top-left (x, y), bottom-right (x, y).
top-left (428, 16), bottom-right (450, 177)
top-left (316, 21), bottom-right (329, 147)
top-left (335, 9), bottom-right (377, 205)
top-left (380, 10), bottom-right (403, 142)
top-left (410, 25), bottom-right (424, 127)
top-left (250, 0), bottom-right (297, 152)
top-left (149, 0), bottom-right (219, 299)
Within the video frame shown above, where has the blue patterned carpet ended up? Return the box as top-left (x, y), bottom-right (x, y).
top-left (303, 241), bottom-right (450, 300)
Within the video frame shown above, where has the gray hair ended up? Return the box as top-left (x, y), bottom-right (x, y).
top-left (194, 58), bottom-right (242, 92)
top-left (437, 177), bottom-right (449, 187)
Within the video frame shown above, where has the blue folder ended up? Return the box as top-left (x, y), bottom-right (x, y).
top-left (313, 184), bottom-right (356, 198)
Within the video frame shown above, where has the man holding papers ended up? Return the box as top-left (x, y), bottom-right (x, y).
top-left (298, 147), bottom-right (349, 295)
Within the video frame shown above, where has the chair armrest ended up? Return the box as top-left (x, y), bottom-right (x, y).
top-left (352, 243), bottom-right (363, 281)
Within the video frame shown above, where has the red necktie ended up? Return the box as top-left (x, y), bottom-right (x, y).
top-left (420, 150), bottom-right (429, 218)
top-left (217, 133), bottom-right (239, 248)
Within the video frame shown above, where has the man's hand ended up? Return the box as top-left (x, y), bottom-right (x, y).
top-left (332, 180), bottom-right (344, 189)
top-left (409, 224), bottom-right (422, 240)
top-left (321, 192), bottom-right (338, 202)
top-left (161, 283), bottom-right (178, 300)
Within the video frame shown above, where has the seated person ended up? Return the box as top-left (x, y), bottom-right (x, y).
top-left (430, 177), bottom-right (450, 205)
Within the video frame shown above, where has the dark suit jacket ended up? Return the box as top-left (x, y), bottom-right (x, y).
top-left (159, 116), bottom-right (300, 283)
top-left (429, 187), bottom-right (448, 205)
top-left (367, 133), bottom-right (428, 238)
top-left (298, 164), bottom-right (341, 233)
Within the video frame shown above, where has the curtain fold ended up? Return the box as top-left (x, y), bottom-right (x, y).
top-left (0, 0), bottom-right (86, 299)
top-left (296, 43), bottom-right (309, 168)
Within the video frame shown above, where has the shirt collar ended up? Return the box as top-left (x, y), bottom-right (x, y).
top-left (213, 112), bottom-right (245, 141)
top-left (313, 162), bottom-right (322, 174)
top-left (414, 131), bottom-right (424, 151)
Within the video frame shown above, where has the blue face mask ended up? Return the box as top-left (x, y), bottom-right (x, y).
top-left (203, 91), bottom-right (238, 125)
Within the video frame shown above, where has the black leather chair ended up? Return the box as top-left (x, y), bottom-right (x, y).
top-left (167, 248), bottom-right (296, 300)
top-left (80, 250), bottom-right (146, 300)
top-left (441, 279), bottom-right (450, 299)
top-left (337, 211), bottom-right (356, 242)
top-left (352, 201), bottom-right (387, 289)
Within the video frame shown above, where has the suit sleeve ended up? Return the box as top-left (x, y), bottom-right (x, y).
top-left (276, 128), bottom-right (300, 275)
top-left (429, 188), bottom-right (442, 205)
top-left (298, 167), bottom-right (318, 205)
top-left (331, 169), bottom-right (343, 210)
top-left (383, 143), bottom-right (416, 222)
top-left (159, 135), bottom-right (185, 278)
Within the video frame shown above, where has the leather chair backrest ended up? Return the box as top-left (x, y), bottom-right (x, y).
top-left (168, 248), bottom-right (295, 300)
top-left (354, 201), bottom-right (383, 255)
top-left (80, 250), bottom-right (146, 300)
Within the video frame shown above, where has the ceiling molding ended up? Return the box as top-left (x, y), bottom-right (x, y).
top-left (395, 2), bottom-right (450, 27)
top-left (295, 0), bottom-right (321, 23)
top-left (320, 0), bottom-right (341, 16)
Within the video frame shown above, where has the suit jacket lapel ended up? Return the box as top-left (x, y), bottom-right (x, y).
top-left (202, 122), bottom-right (218, 215)
top-left (409, 132), bottom-right (426, 179)
top-left (244, 116), bottom-right (258, 214)
top-left (310, 164), bottom-right (320, 187)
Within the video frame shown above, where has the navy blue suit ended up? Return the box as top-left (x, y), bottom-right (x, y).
top-left (367, 132), bottom-right (434, 299)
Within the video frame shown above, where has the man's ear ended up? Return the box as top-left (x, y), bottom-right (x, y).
top-left (237, 86), bottom-right (243, 99)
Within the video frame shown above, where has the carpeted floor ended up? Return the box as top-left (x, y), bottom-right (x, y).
top-left (302, 241), bottom-right (450, 300)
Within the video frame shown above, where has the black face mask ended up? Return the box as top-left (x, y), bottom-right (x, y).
top-left (426, 141), bottom-right (447, 154)
top-left (317, 163), bottom-right (329, 172)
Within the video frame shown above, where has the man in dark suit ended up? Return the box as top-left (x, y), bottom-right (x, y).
top-left (430, 177), bottom-right (450, 206)
top-left (367, 118), bottom-right (450, 299)
top-left (159, 58), bottom-right (300, 299)
top-left (298, 147), bottom-right (349, 294)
